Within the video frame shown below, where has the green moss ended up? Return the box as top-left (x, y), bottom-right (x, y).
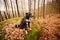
top-left (0, 17), bottom-right (23, 40)
top-left (0, 17), bottom-right (22, 26)
top-left (0, 18), bottom-right (42, 40)
top-left (0, 31), bottom-right (5, 40)
top-left (25, 27), bottom-right (40, 40)
top-left (37, 22), bottom-right (42, 31)
top-left (25, 20), bottom-right (42, 40)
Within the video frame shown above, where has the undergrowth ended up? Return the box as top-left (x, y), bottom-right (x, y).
top-left (0, 17), bottom-right (22, 26)
top-left (0, 30), bottom-right (5, 40)
top-left (25, 20), bottom-right (42, 40)
top-left (0, 18), bottom-right (42, 40)
top-left (0, 17), bottom-right (22, 40)
top-left (25, 26), bottom-right (40, 40)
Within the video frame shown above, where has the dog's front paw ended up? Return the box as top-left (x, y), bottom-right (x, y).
top-left (29, 28), bottom-right (32, 31)
top-left (25, 31), bottom-right (28, 34)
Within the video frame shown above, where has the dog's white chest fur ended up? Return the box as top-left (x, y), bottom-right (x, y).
top-left (25, 19), bottom-right (30, 24)
top-left (26, 19), bottom-right (30, 22)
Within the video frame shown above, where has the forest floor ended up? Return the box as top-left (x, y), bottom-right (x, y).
top-left (0, 17), bottom-right (41, 40)
top-left (0, 14), bottom-right (60, 40)
top-left (2, 19), bottom-right (25, 40)
top-left (38, 14), bottom-right (60, 40)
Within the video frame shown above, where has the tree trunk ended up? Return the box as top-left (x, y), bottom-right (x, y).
top-left (4, 11), bottom-right (7, 19)
top-left (21, 0), bottom-right (24, 16)
top-left (0, 11), bottom-right (4, 22)
top-left (15, 0), bottom-right (20, 17)
top-left (43, 0), bottom-right (45, 18)
top-left (10, 0), bottom-right (15, 18)
top-left (38, 0), bottom-right (40, 19)
top-left (34, 0), bottom-right (36, 19)
top-left (28, 0), bottom-right (31, 12)
top-left (4, 0), bottom-right (9, 19)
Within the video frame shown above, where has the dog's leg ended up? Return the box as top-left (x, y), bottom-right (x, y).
top-left (28, 22), bottom-right (30, 28)
top-left (28, 22), bottom-right (31, 30)
top-left (26, 22), bottom-right (30, 31)
top-left (24, 27), bottom-right (28, 34)
top-left (25, 30), bottom-right (28, 34)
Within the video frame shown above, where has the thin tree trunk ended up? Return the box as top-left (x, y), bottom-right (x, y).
top-left (3, 0), bottom-right (7, 20)
top-left (4, 0), bottom-right (9, 19)
top-left (34, 0), bottom-right (36, 19)
top-left (15, 0), bottom-right (20, 17)
top-left (4, 11), bottom-right (7, 19)
top-left (6, 0), bottom-right (11, 18)
top-left (14, 2), bottom-right (17, 17)
top-left (38, 0), bottom-right (40, 19)
top-left (10, 0), bottom-right (15, 18)
top-left (21, 0), bottom-right (24, 16)
top-left (0, 12), bottom-right (1, 22)
top-left (43, 0), bottom-right (45, 18)
top-left (0, 11), bottom-right (4, 21)
top-left (28, 0), bottom-right (31, 12)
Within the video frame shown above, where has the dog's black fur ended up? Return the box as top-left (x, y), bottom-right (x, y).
top-left (15, 12), bottom-right (33, 29)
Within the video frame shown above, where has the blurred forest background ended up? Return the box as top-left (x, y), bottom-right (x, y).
top-left (0, 0), bottom-right (60, 22)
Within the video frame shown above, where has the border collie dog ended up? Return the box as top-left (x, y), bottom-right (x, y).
top-left (15, 12), bottom-right (33, 34)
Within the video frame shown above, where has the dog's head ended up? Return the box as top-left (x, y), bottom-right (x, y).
top-left (26, 12), bottom-right (33, 19)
